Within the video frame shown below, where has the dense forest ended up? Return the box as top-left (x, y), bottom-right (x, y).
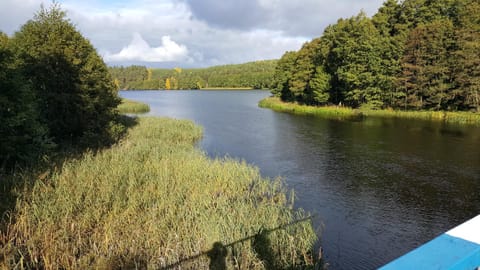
top-left (0, 5), bottom-right (122, 169)
top-left (272, 0), bottom-right (480, 112)
top-left (108, 60), bottom-right (276, 90)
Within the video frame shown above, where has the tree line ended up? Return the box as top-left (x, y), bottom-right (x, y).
top-left (108, 60), bottom-right (277, 90)
top-left (0, 5), bottom-right (123, 169)
top-left (271, 0), bottom-right (480, 112)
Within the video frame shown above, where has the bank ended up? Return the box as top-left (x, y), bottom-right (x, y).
top-left (0, 116), bottom-right (317, 269)
top-left (259, 97), bottom-right (480, 125)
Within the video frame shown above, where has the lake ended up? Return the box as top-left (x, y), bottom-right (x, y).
top-left (120, 90), bottom-right (480, 270)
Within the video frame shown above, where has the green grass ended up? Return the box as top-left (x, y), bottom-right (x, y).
top-left (117, 99), bottom-right (150, 114)
top-left (259, 97), bottom-right (362, 120)
top-left (260, 97), bottom-right (480, 125)
top-left (363, 108), bottom-right (480, 125)
top-left (0, 117), bottom-right (316, 269)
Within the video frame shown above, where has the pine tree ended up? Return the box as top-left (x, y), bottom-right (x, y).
top-left (13, 4), bottom-right (120, 145)
top-left (399, 20), bottom-right (455, 110)
top-left (271, 51), bottom-right (297, 102)
top-left (0, 32), bottom-right (50, 168)
top-left (309, 66), bottom-right (331, 105)
top-left (452, 0), bottom-right (480, 111)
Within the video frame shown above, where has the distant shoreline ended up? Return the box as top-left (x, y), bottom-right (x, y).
top-left (118, 88), bottom-right (267, 91)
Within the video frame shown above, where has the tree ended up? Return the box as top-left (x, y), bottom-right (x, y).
top-left (452, 0), bottom-right (480, 111)
top-left (165, 77), bottom-right (172, 90)
top-left (398, 20), bottom-right (455, 110)
top-left (322, 13), bottom-right (390, 108)
top-left (309, 66), bottom-right (331, 105)
top-left (13, 4), bottom-right (120, 145)
top-left (0, 32), bottom-right (50, 168)
top-left (271, 51), bottom-right (297, 102)
top-left (288, 38), bottom-right (323, 103)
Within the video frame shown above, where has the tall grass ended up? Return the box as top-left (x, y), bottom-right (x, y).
top-left (259, 97), bottom-right (362, 120)
top-left (260, 97), bottom-right (480, 125)
top-left (117, 99), bottom-right (150, 114)
top-left (0, 117), bottom-right (316, 269)
top-left (363, 108), bottom-right (480, 125)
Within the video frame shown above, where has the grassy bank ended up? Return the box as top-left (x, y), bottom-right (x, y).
top-left (260, 97), bottom-right (480, 125)
top-left (0, 117), bottom-right (316, 269)
top-left (117, 99), bottom-right (150, 114)
top-left (259, 97), bottom-right (361, 120)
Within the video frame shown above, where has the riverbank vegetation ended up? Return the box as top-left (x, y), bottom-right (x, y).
top-left (260, 97), bottom-right (480, 125)
top-left (1, 4), bottom-right (317, 269)
top-left (271, 0), bottom-right (480, 114)
top-left (109, 60), bottom-right (276, 90)
top-left (1, 117), bottom-right (316, 269)
top-left (260, 97), bottom-right (361, 120)
top-left (117, 99), bottom-right (150, 114)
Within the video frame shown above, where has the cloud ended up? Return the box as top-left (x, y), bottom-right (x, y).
top-left (0, 0), bottom-right (45, 35)
top-left (104, 33), bottom-right (189, 63)
top-left (185, 0), bottom-right (385, 37)
top-left (0, 0), bottom-right (386, 67)
top-left (185, 0), bottom-right (267, 30)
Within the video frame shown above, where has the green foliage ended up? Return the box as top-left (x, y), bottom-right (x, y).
top-left (109, 60), bottom-right (277, 90)
top-left (309, 66), bottom-right (331, 105)
top-left (12, 4), bottom-right (120, 146)
top-left (399, 19), bottom-right (455, 110)
top-left (0, 32), bottom-right (51, 169)
top-left (452, 0), bottom-right (480, 111)
top-left (272, 0), bottom-right (480, 113)
top-left (271, 51), bottom-right (298, 102)
top-left (1, 117), bottom-right (316, 269)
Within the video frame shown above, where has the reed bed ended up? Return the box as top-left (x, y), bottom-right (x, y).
top-left (259, 97), bottom-right (361, 119)
top-left (260, 97), bottom-right (480, 125)
top-left (117, 99), bottom-right (150, 114)
top-left (363, 109), bottom-right (480, 125)
top-left (0, 117), bottom-right (316, 269)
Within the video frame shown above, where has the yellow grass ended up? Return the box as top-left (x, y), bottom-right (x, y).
top-left (0, 117), bottom-right (316, 269)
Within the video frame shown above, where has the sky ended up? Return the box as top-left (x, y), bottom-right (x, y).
top-left (0, 0), bottom-right (386, 68)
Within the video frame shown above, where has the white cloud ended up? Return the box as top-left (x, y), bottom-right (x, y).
top-left (0, 0), bottom-right (386, 67)
top-left (104, 33), bottom-right (189, 63)
top-left (0, 0), bottom-right (45, 35)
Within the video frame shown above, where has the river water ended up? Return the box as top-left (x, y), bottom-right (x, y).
top-left (120, 90), bottom-right (480, 270)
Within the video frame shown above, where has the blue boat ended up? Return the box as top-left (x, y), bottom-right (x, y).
top-left (380, 215), bottom-right (480, 270)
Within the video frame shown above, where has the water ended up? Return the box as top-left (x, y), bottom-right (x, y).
top-left (120, 90), bottom-right (480, 269)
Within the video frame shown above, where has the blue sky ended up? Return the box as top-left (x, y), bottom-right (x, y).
top-left (0, 0), bottom-right (386, 68)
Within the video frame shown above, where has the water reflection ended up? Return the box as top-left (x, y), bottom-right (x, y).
top-left (120, 90), bottom-right (480, 270)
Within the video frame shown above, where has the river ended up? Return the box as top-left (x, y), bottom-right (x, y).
top-left (120, 90), bottom-right (480, 270)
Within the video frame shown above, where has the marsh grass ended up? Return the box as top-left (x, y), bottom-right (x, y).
top-left (259, 97), bottom-right (361, 120)
top-left (260, 97), bottom-right (480, 125)
top-left (0, 117), bottom-right (316, 269)
top-left (363, 109), bottom-right (480, 125)
top-left (117, 99), bottom-right (150, 114)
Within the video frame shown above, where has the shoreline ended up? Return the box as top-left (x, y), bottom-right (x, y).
top-left (1, 116), bottom-right (317, 269)
top-left (259, 97), bottom-right (480, 125)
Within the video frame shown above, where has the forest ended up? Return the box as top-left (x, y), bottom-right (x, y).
top-left (271, 0), bottom-right (480, 112)
top-left (108, 60), bottom-right (276, 90)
